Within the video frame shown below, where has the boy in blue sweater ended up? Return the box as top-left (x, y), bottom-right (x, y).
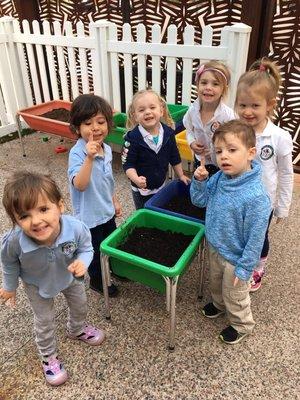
top-left (190, 120), bottom-right (271, 344)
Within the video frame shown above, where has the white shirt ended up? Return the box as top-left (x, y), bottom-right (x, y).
top-left (256, 119), bottom-right (294, 218)
top-left (183, 98), bottom-right (235, 164)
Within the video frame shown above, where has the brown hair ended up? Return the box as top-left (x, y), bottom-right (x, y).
top-left (195, 60), bottom-right (231, 98)
top-left (212, 120), bottom-right (256, 149)
top-left (126, 89), bottom-right (175, 130)
top-left (235, 57), bottom-right (281, 115)
top-left (70, 94), bottom-right (113, 135)
top-left (2, 171), bottom-right (62, 226)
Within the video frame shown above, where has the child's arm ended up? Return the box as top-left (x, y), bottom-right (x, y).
top-left (183, 110), bottom-right (209, 156)
top-left (275, 149), bottom-right (293, 223)
top-left (125, 168), bottom-right (147, 189)
top-left (172, 163), bottom-right (190, 185)
top-left (113, 194), bottom-right (122, 217)
top-left (72, 133), bottom-right (101, 191)
top-left (122, 137), bottom-right (147, 189)
top-left (234, 195), bottom-right (271, 282)
top-left (0, 232), bottom-right (21, 307)
top-left (68, 223), bottom-right (94, 278)
top-left (0, 288), bottom-right (16, 307)
top-left (190, 159), bottom-right (210, 208)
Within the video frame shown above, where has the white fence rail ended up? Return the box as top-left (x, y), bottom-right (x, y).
top-left (0, 16), bottom-right (251, 138)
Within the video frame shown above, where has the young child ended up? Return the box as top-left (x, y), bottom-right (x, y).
top-left (190, 120), bottom-right (271, 344)
top-left (235, 57), bottom-right (294, 291)
top-left (122, 88), bottom-right (190, 209)
top-left (68, 94), bottom-right (122, 297)
top-left (0, 171), bottom-right (105, 386)
top-left (183, 60), bottom-right (235, 175)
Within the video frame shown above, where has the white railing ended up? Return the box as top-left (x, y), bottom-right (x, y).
top-left (0, 16), bottom-right (251, 138)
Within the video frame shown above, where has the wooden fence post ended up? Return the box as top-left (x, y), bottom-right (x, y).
top-left (221, 23), bottom-right (252, 108)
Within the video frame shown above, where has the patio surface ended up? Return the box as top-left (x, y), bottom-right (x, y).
top-left (0, 133), bottom-right (299, 400)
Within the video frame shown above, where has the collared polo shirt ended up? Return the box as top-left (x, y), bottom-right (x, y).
top-left (1, 215), bottom-right (93, 298)
top-left (255, 119), bottom-right (293, 217)
top-left (183, 98), bottom-right (235, 164)
top-left (68, 138), bottom-right (115, 228)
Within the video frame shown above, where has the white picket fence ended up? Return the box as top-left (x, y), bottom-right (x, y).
top-left (0, 16), bottom-right (251, 138)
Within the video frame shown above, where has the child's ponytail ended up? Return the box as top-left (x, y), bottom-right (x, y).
top-left (236, 57), bottom-right (281, 116)
top-left (249, 57), bottom-right (282, 96)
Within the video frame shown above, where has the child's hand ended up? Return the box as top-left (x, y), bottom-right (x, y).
top-left (113, 197), bottom-right (122, 217)
top-left (194, 157), bottom-right (209, 181)
top-left (68, 260), bottom-right (87, 278)
top-left (135, 176), bottom-right (147, 189)
top-left (179, 175), bottom-right (191, 185)
top-left (86, 132), bottom-right (101, 159)
top-left (190, 141), bottom-right (210, 157)
top-left (0, 288), bottom-right (16, 308)
top-left (233, 276), bottom-right (240, 287)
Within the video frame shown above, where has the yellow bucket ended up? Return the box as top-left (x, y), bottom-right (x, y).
top-left (175, 130), bottom-right (193, 162)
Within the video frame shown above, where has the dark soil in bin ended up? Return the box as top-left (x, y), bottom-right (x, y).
top-left (117, 227), bottom-right (195, 268)
top-left (41, 108), bottom-right (70, 122)
top-left (163, 194), bottom-right (206, 221)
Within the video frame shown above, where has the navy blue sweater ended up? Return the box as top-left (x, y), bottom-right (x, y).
top-left (122, 124), bottom-right (181, 190)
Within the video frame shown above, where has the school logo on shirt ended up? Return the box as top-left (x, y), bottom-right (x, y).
top-left (260, 145), bottom-right (274, 160)
top-left (61, 241), bottom-right (77, 256)
top-left (211, 121), bottom-right (221, 133)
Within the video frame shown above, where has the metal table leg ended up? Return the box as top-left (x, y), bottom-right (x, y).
top-left (16, 113), bottom-right (26, 157)
top-left (198, 237), bottom-right (206, 300)
top-left (168, 275), bottom-right (179, 350)
top-left (100, 253), bottom-right (111, 320)
top-left (163, 276), bottom-right (171, 312)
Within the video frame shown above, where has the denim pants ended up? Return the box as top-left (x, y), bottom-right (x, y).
top-left (23, 279), bottom-right (87, 359)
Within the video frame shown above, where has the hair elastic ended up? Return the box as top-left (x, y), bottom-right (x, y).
top-left (195, 65), bottom-right (228, 84)
top-left (259, 64), bottom-right (266, 72)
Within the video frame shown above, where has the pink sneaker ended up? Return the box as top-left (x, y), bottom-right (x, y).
top-left (250, 271), bottom-right (263, 292)
top-left (42, 355), bottom-right (68, 386)
top-left (67, 324), bottom-right (105, 346)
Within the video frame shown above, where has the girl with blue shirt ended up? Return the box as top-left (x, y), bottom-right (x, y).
top-left (68, 94), bottom-right (122, 297)
top-left (0, 171), bottom-right (105, 386)
top-left (190, 120), bottom-right (271, 345)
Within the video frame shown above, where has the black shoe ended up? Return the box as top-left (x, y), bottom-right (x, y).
top-left (202, 302), bottom-right (225, 319)
top-left (89, 282), bottom-right (119, 297)
top-left (111, 272), bottom-right (130, 282)
top-left (219, 325), bottom-right (249, 345)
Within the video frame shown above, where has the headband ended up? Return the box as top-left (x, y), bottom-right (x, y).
top-left (195, 65), bottom-right (228, 84)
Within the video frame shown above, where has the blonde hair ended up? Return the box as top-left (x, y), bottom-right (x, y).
top-left (195, 60), bottom-right (231, 98)
top-left (126, 89), bottom-right (175, 130)
top-left (235, 57), bottom-right (281, 115)
top-left (2, 171), bottom-right (62, 226)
